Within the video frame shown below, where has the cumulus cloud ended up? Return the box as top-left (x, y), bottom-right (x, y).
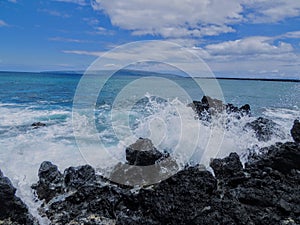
top-left (91, 0), bottom-right (300, 39)
top-left (243, 0), bottom-right (300, 23)
top-left (92, 0), bottom-right (243, 38)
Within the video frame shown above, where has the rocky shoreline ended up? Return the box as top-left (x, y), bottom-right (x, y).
top-left (1, 99), bottom-right (300, 225)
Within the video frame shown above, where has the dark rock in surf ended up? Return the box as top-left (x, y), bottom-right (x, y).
top-left (31, 161), bottom-right (64, 202)
top-left (291, 119), bottom-right (300, 143)
top-left (111, 138), bottom-right (177, 186)
top-left (31, 122), bottom-right (46, 128)
top-left (32, 123), bottom-right (300, 225)
top-left (64, 164), bottom-right (96, 190)
top-left (245, 117), bottom-right (281, 141)
top-left (189, 96), bottom-right (250, 120)
top-left (125, 138), bottom-right (164, 166)
top-left (246, 142), bottom-right (300, 174)
top-left (210, 152), bottom-right (243, 179)
top-left (239, 104), bottom-right (251, 115)
top-left (0, 169), bottom-right (37, 224)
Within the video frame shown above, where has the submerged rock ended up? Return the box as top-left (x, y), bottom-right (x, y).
top-left (291, 119), bottom-right (300, 143)
top-left (31, 122), bottom-right (46, 128)
top-left (0, 170), bottom-right (37, 225)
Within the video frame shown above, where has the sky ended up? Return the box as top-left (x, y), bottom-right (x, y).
top-left (0, 0), bottom-right (300, 78)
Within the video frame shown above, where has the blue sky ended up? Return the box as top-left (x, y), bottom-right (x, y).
top-left (0, 0), bottom-right (300, 78)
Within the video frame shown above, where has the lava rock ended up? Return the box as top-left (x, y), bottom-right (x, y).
top-left (189, 96), bottom-right (251, 120)
top-left (32, 130), bottom-right (300, 225)
top-left (291, 119), bottom-right (300, 143)
top-left (32, 161), bottom-right (64, 202)
top-left (210, 152), bottom-right (243, 179)
top-left (126, 138), bottom-right (164, 166)
top-left (0, 169), bottom-right (37, 224)
top-left (246, 142), bottom-right (300, 174)
top-left (245, 117), bottom-right (280, 141)
top-left (64, 165), bottom-right (96, 190)
top-left (239, 104), bottom-right (251, 115)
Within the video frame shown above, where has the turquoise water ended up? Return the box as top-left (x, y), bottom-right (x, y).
top-left (0, 71), bottom-right (299, 220)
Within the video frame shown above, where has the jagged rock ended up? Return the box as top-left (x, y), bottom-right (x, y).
top-left (189, 96), bottom-right (250, 120)
top-left (210, 152), bottom-right (243, 179)
top-left (246, 142), bottom-right (300, 174)
top-left (291, 119), bottom-right (300, 143)
top-left (0, 170), bottom-right (37, 224)
top-left (126, 138), bottom-right (164, 166)
top-left (32, 161), bottom-right (64, 202)
top-left (239, 104), bottom-right (251, 115)
top-left (33, 126), bottom-right (300, 225)
top-left (64, 165), bottom-right (96, 190)
top-left (245, 117), bottom-right (281, 141)
top-left (137, 166), bottom-right (218, 225)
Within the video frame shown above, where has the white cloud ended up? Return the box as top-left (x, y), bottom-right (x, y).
top-left (39, 9), bottom-right (70, 18)
top-left (205, 36), bottom-right (293, 56)
top-left (92, 0), bottom-right (243, 38)
top-left (0, 20), bottom-right (8, 27)
top-left (63, 36), bottom-right (300, 78)
top-left (53, 0), bottom-right (87, 6)
top-left (91, 0), bottom-right (300, 39)
top-left (7, 0), bottom-right (17, 3)
top-left (49, 37), bottom-right (90, 43)
top-left (280, 31), bottom-right (300, 39)
top-left (62, 50), bottom-right (103, 56)
top-left (243, 0), bottom-right (300, 23)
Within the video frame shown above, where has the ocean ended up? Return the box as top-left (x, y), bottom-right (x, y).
top-left (0, 71), bottom-right (299, 222)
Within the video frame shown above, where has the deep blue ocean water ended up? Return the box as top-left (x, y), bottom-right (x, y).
top-left (0, 71), bottom-right (299, 221)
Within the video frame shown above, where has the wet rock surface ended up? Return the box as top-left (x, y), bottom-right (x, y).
top-left (245, 117), bottom-right (283, 141)
top-left (125, 137), bottom-right (164, 166)
top-left (0, 170), bottom-right (37, 225)
top-left (30, 130), bottom-right (300, 225)
top-left (291, 119), bottom-right (300, 143)
top-left (188, 96), bottom-right (251, 120)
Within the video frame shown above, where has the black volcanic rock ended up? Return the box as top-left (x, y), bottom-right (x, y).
top-left (245, 117), bottom-right (282, 141)
top-left (32, 161), bottom-right (64, 202)
top-left (64, 165), bottom-right (96, 190)
top-left (189, 96), bottom-right (250, 120)
top-left (126, 138), bottom-right (164, 166)
top-left (291, 119), bottom-right (300, 143)
top-left (0, 170), bottom-right (37, 225)
top-left (246, 142), bottom-right (300, 174)
top-left (210, 152), bottom-right (243, 179)
top-left (31, 122), bottom-right (300, 225)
